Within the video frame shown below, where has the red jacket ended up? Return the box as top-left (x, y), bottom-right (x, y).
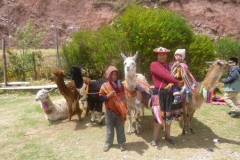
top-left (150, 61), bottom-right (179, 89)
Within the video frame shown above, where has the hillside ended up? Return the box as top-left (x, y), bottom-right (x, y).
top-left (0, 0), bottom-right (240, 48)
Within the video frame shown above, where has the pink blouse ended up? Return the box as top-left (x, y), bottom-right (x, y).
top-left (150, 61), bottom-right (179, 89)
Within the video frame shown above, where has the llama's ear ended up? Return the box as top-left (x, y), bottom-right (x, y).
top-left (132, 51), bottom-right (138, 61)
top-left (205, 61), bottom-right (214, 65)
top-left (42, 88), bottom-right (49, 93)
top-left (217, 60), bottom-right (225, 66)
top-left (121, 52), bottom-right (127, 60)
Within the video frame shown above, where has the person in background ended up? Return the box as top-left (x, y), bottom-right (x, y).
top-left (221, 57), bottom-right (240, 117)
top-left (99, 66), bottom-right (127, 152)
top-left (150, 46), bottom-right (184, 146)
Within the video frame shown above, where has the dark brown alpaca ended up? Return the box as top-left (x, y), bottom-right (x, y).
top-left (50, 68), bottom-right (82, 121)
top-left (183, 60), bottom-right (229, 135)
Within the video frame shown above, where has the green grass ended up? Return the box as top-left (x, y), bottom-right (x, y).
top-left (0, 92), bottom-right (240, 160)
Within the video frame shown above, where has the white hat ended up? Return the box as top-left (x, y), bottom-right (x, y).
top-left (153, 46), bottom-right (170, 54)
top-left (174, 49), bottom-right (186, 60)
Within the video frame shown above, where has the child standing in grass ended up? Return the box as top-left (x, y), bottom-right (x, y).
top-left (99, 66), bottom-right (128, 152)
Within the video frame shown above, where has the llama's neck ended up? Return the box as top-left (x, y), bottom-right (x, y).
top-left (55, 79), bottom-right (69, 93)
top-left (41, 98), bottom-right (53, 114)
top-left (202, 67), bottom-right (224, 92)
top-left (125, 72), bottom-right (137, 92)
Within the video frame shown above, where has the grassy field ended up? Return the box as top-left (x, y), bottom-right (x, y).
top-left (0, 49), bottom-right (58, 81)
top-left (0, 91), bottom-right (240, 160)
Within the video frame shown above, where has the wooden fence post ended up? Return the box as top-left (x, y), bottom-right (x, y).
top-left (2, 38), bottom-right (8, 86)
top-left (55, 28), bottom-right (60, 68)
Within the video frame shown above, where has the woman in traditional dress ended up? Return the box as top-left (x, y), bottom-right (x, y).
top-left (150, 46), bottom-right (184, 146)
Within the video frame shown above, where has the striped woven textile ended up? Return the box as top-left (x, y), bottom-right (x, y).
top-left (199, 84), bottom-right (214, 102)
top-left (171, 63), bottom-right (196, 90)
top-left (99, 82), bottom-right (128, 122)
top-left (136, 78), bottom-right (152, 108)
top-left (122, 78), bottom-right (152, 108)
top-left (42, 99), bottom-right (53, 110)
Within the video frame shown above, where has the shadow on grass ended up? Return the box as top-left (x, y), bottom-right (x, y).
top-left (125, 113), bottom-right (240, 152)
top-left (48, 116), bottom-right (89, 131)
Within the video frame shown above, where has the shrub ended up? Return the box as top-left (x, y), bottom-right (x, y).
top-left (61, 25), bottom-right (129, 78)
top-left (188, 34), bottom-right (217, 80)
top-left (6, 19), bottom-right (46, 81)
top-left (115, 4), bottom-right (194, 79)
top-left (215, 36), bottom-right (240, 61)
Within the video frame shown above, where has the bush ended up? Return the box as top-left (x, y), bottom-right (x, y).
top-left (61, 25), bottom-right (129, 79)
top-left (188, 34), bottom-right (217, 80)
top-left (60, 4), bottom-right (221, 82)
top-left (115, 4), bottom-right (194, 79)
top-left (6, 19), bottom-right (45, 81)
top-left (215, 36), bottom-right (240, 61)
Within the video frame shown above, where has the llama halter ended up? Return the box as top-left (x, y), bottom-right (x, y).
top-left (41, 99), bottom-right (53, 110)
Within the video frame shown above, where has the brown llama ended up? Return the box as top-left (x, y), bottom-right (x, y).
top-left (183, 60), bottom-right (229, 135)
top-left (50, 68), bottom-right (82, 121)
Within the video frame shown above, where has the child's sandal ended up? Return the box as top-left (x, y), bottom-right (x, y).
top-left (165, 137), bottom-right (176, 144)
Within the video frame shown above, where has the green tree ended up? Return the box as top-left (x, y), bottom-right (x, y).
top-left (7, 19), bottom-right (45, 81)
top-left (115, 4), bottom-right (194, 78)
top-left (215, 36), bottom-right (240, 61)
top-left (188, 34), bottom-right (216, 80)
top-left (61, 25), bottom-right (129, 78)
top-left (13, 19), bottom-right (46, 54)
top-left (60, 4), bottom-right (218, 81)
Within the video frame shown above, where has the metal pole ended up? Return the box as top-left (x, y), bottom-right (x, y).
top-left (2, 38), bottom-right (8, 86)
top-left (55, 28), bottom-right (60, 68)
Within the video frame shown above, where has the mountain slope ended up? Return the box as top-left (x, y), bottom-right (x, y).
top-left (0, 0), bottom-right (239, 48)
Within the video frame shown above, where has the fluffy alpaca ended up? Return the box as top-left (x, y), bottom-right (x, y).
top-left (121, 52), bottom-right (151, 134)
top-left (183, 60), bottom-right (229, 135)
top-left (35, 89), bottom-right (68, 121)
top-left (68, 66), bottom-right (107, 124)
top-left (50, 68), bottom-right (82, 121)
top-left (68, 66), bottom-right (89, 117)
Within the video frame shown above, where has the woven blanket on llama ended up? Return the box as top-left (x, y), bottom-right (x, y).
top-left (136, 78), bottom-right (151, 108)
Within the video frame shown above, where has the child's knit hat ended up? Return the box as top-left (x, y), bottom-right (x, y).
top-left (174, 49), bottom-right (186, 60)
top-left (106, 66), bottom-right (119, 80)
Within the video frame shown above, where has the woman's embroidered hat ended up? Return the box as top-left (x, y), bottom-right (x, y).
top-left (174, 49), bottom-right (186, 60)
top-left (153, 46), bottom-right (170, 54)
top-left (106, 66), bottom-right (118, 79)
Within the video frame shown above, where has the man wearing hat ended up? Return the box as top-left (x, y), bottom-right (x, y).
top-left (150, 46), bottom-right (184, 146)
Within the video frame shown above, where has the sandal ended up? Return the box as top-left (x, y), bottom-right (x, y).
top-left (150, 140), bottom-right (157, 146)
top-left (165, 137), bottom-right (176, 144)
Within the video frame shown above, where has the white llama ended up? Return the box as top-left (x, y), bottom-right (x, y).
top-left (121, 52), bottom-right (151, 134)
top-left (35, 89), bottom-right (68, 121)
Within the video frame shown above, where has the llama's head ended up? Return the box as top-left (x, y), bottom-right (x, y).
top-left (68, 66), bottom-right (84, 89)
top-left (203, 59), bottom-right (228, 91)
top-left (121, 52), bottom-right (138, 74)
top-left (50, 68), bottom-right (66, 82)
top-left (36, 89), bottom-right (49, 102)
top-left (208, 59), bottom-right (229, 73)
